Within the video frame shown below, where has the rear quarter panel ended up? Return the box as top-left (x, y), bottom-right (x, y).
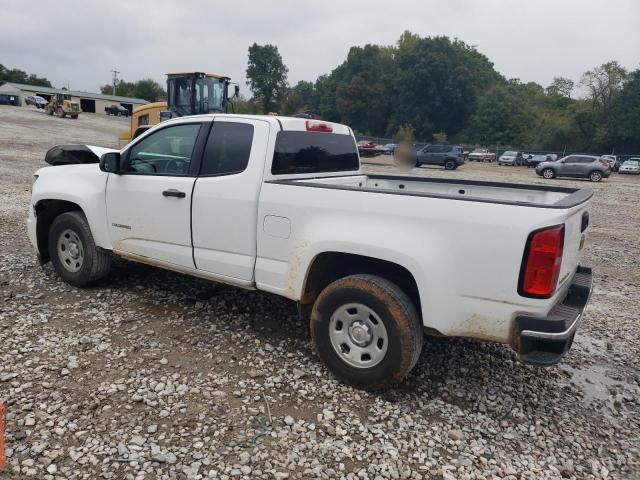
top-left (256, 182), bottom-right (588, 344)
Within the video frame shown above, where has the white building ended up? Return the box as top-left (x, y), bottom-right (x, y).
top-left (0, 82), bottom-right (148, 114)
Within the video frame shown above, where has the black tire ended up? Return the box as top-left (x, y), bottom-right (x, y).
top-left (310, 274), bottom-right (423, 391)
top-left (444, 159), bottom-right (456, 170)
top-left (542, 168), bottom-right (556, 179)
top-left (589, 170), bottom-right (603, 182)
top-left (48, 211), bottom-right (111, 287)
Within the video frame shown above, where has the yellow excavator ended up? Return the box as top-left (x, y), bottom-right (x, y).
top-left (119, 72), bottom-right (238, 144)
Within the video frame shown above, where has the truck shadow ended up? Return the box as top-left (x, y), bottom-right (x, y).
top-left (99, 260), bottom-right (587, 415)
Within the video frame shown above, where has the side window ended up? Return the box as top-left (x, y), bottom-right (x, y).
top-left (423, 146), bottom-right (436, 153)
top-left (200, 122), bottom-right (254, 176)
top-left (138, 114), bottom-right (149, 127)
top-left (437, 146), bottom-right (451, 153)
top-left (564, 156), bottom-right (579, 164)
top-left (124, 123), bottom-right (201, 176)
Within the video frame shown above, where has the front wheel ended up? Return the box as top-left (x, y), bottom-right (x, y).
top-left (49, 211), bottom-right (112, 287)
top-left (542, 168), bottom-right (556, 179)
top-left (444, 159), bottom-right (456, 170)
top-left (589, 170), bottom-right (603, 182)
top-left (310, 274), bottom-right (423, 390)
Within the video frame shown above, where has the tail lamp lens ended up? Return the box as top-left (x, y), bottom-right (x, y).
top-left (519, 224), bottom-right (565, 298)
top-left (305, 120), bottom-right (333, 132)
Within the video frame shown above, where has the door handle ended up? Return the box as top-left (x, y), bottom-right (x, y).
top-left (162, 189), bottom-right (186, 198)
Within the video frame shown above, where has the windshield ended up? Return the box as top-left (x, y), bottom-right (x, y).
top-left (623, 160), bottom-right (639, 166)
top-left (171, 76), bottom-right (226, 115)
top-left (503, 151), bottom-right (516, 155)
top-left (196, 77), bottom-right (226, 113)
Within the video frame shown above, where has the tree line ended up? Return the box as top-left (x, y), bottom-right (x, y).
top-left (242, 33), bottom-right (640, 153)
top-left (0, 64), bottom-right (52, 87)
top-left (99, 79), bottom-right (166, 103)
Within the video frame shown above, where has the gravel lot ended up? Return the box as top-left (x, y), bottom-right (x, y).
top-left (0, 105), bottom-right (638, 480)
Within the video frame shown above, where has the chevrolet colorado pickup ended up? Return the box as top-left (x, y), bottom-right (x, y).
top-left (28, 115), bottom-right (594, 390)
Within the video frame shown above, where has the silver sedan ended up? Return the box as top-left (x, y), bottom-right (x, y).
top-left (619, 159), bottom-right (640, 174)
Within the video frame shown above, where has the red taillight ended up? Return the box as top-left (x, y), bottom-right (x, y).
top-left (519, 225), bottom-right (565, 298)
top-left (599, 160), bottom-right (609, 168)
top-left (305, 120), bottom-right (333, 132)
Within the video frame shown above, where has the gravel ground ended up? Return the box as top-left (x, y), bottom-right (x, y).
top-left (0, 105), bottom-right (638, 479)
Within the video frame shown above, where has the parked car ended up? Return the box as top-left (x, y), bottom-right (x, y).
top-left (467, 148), bottom-right (495, 162)
top-left (535, 154), bottom-right (611, 182)
top-left (28, 114), bottom-right (593, 390)
top-left (600, 155), bottom-right (620, 172)
top-left (357, 140), bottom-right (379, 158)
top-left (25, 95), bottom-right (48, 109)
top-left (618, 158), bottom-right (640, 174)
top-left (415, 144), bottom-right (464, 170)
top-left (527, 154), bottom-right (555, 168)
top-left (105, 105), bottom-right (130, 117)
top-left (377, 143), bottom-right (397, 154)
top-left (498, 151), bottom-right (526, 166)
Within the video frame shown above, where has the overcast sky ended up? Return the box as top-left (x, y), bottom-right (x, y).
top-left (1, 0), bottom-right (638, 96)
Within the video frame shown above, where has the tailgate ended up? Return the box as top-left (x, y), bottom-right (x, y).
top-left (557, 205), bottom-right (590, 291)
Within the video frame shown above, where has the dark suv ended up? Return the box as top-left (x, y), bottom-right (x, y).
top-left (105, 105), bottom-right (130, 117)
top-left (415, 145), bottom-right (464, 170)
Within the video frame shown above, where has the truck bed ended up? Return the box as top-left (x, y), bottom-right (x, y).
top-left (270, 174), bottom-right (592, 209)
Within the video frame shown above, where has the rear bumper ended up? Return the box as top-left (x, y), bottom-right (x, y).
top-left (515, 266), bottom-right (592, 366)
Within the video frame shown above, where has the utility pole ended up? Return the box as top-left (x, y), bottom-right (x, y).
top-left (110, 69), bottom-right (120, 96)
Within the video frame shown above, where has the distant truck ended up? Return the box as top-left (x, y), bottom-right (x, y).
top-left (105, 105), bottom-right (130, 117)
top-left (468, 148), bottom-right (495, 162)
top-left (29, 115), bottom-right (594, 390)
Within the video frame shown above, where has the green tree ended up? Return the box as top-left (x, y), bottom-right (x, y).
top-left (100, 78), bottom-right (166, 101)
top-left (580, 61), bottom-right (628, 116)
top-left (282, 80), bottom-right (315, 115)
top-left (610, 69), bottom-right (640, 151)
top-left (468, 85), bottom-right (524, 145)
top-left (133, 78), bottom-right (166, 102)
top-left (246, 43), bottom-right (289, 113)
top-left (0, 64), bottom-right (52, 87)
top-left (391, 35), bottom-right (499, 140)
top-left (433, 132), bottom-right (447, 143)
top-left (546, 77), bottom-right (574, 97)
top-left (395, 123), bottom-right (415, 142)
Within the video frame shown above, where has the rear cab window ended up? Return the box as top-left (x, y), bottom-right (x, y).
top-left (272, 131), bottom-right (359, 175)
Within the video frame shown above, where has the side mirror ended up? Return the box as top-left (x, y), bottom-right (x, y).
top-left (100, 152), bottom-right (121, 173)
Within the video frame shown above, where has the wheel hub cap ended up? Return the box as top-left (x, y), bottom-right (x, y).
top-left (348, 321), bottom-right (372, 346)
top-left (57, 229), bottom-right (84, 273)
top-left (328, 303), bottom-right (389, 369)
top-left (68, 242), bottom-right (80, 259)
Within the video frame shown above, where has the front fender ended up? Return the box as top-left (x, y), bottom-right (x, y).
top-left (31, 164), bottom-right (112, 250)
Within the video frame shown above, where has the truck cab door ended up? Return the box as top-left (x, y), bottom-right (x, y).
top-left (191, 118), bottom-right (270, 283)
top-left (106, 122), bottom-right (207, 269)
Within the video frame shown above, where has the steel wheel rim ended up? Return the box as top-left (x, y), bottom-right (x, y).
top-left (591, 172), bottom-right (601, 181)
top-left (543, 169), bottom-right (554, 179)
top-left (57, 228), bottom-right (84, 272)
top-left (329, 303), bottom-right (388, 368)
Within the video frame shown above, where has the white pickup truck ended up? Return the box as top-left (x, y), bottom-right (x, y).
top-left (28, 115), bottom-right (594, 390)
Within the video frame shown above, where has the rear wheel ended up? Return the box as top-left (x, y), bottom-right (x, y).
top-left (542, 168), bottom-right (556, 179)
top-left (589, 170), bottom-right (603, 182)
top-left (49, 212), bottom-right (111, 287)
top-left (310, 274), bottom-right (423, 390)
